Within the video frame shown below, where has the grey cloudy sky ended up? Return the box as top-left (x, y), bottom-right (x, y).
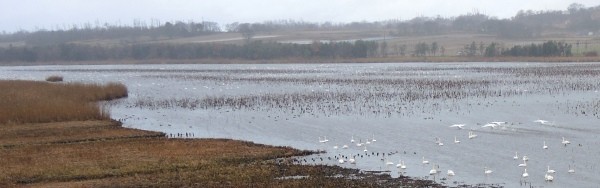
top-left (1, 0), bottom-right (598, 32)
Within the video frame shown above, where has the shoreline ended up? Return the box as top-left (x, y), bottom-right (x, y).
top-left (0, 119), bottom-right (447, 187)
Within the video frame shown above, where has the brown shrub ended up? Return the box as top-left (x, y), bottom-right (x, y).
top-left (45, 75), bottom-right (63, 82)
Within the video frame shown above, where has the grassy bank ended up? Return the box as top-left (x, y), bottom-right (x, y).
top-left (0, 80), bottom-right (443, 187)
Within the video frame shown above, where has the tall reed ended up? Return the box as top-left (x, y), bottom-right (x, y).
top-left (0, 80), bottom-right (128, 124)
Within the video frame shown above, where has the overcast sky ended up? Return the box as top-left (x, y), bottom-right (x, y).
top-left (1, 0), bottom-right (598, 32)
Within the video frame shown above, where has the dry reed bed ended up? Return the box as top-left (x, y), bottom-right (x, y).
top-left (0, 80), bottom-right (128, 124)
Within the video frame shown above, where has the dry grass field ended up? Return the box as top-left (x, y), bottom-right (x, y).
top-left (0, 80), bottom-right (442, 187)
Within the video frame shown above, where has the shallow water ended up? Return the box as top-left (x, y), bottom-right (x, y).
top-left (2, 62), bottom-right (600, 187)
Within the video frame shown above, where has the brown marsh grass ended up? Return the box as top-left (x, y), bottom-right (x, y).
top-left (0, 80), bottom-right (128, 124)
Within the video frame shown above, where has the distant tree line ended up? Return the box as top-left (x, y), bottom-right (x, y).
top-left (0, 40), bottom-right (379, 62)
top-left (499, 41), bottom-right (573, 57)
top-left (460, 40), bottom-right (573, 57)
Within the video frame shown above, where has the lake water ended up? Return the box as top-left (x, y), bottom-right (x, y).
top-left (2, 62), bottom-right (599, 187)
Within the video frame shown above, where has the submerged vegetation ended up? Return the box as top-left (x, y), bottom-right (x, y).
top-left (123, 64), bottom-right (600, 120)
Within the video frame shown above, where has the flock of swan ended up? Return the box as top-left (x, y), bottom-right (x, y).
top-left (309, 119), bottom-right (577, 185)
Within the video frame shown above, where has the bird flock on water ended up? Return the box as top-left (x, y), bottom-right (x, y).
top-left (301, 119), bottom-right (578, 185)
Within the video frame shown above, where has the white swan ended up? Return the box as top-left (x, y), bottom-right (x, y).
top-left (545, 173), bottom-right (554, 181)
top-left (349, 158), bottom-right (356, 164)
top-left (518, 160), bottom-right (527, 167)
top-left (319, 136), bottom-right (328, 143)
top-left (356, 139), bottom-right (363, 147)
top-left (484, 167), bottom-right (493, 175)
top-left (543, 141), bottom-right (548, 149)
top-left (371, 134), bottom-right (376, 142)
top-left (342, 144), bottom-right (349, 149)
top-left (422, 156), bottom-right (429, 165)
top-left (447, 169), bottom-right (455, 176)
top-left (522, 155), bottom-right (529, 161)
top-left (482, 123), bottom-right (498, 129)
top-left (400, 160), bottom-right (407, 169)
top-left (429, 164), bottom-right (437, 175)
top-left (522, 168), bottom-right (529, 178)
top-left (562, 137), bottom-right (571, 146)
top-left (547, 165), bottom-right (556, 174)
top-left (454, 136), bottom-right (461, 144)
top-left (449, 124), bottom-right (465, 129)
top-left (534, 119), bottom-right (549, 124)
top-left (435, 137), bottom-right (444, 146)
top-left (338, 159), bottom-right (345, 164)
top-left (468, 131), bottom-right (478, 139)
top-left (350, 135), bottom-right (355, 143)
top-left (363, 146), bottom-right (368, 152)
top-left (513, 152), bottom-right (519, 160)
top-left (568, 165), bottom-right (575, 173)
top-left (396, 160), bottom-right (403, 168)
top-left (385, 159), bottom-right (394, 166)
top-left (333, 145), bottom-right (339, 149)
